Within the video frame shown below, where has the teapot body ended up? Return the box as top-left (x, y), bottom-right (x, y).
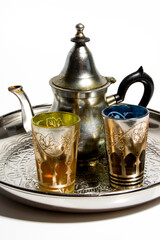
top-left (50, 87), bottom-right (108, 163)
top-left (49, 65), bottom-right (154, 165)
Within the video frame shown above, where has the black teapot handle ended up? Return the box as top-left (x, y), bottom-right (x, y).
top-left (106, 66), bottom-right (154, 107)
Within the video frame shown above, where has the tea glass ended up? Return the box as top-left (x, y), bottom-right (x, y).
top-left (31, 111), bottom-right (80, 193)
top-left (102, 104), bottom-right (149, 189)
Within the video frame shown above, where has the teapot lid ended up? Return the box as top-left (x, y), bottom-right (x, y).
top-left (50, 23), bottom-right (112, 92)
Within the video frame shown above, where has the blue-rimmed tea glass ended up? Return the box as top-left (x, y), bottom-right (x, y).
top-left (102, 104), bottom-right (149, 189)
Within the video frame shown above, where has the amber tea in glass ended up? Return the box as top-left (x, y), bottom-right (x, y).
top-left (31, 112), bottom-right (80, 193)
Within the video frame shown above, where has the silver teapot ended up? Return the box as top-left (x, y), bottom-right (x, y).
top-left (9, 23), bottom-right (154, 164)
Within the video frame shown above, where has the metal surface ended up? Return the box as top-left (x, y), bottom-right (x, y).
top-left (50, 23), bottom-right (113, 91)
top-left (50, 89), bottom-right (108, 161)
top-left (48, 24), bottom-right (153, 162)
top-left (8, 85), bottom-right (34, 133)
top-left (0, 105), bottom-right (159, 212)
top-left (8, 25), bottom-right (154, 163)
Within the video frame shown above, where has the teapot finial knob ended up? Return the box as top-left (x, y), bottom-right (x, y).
top-left (71, 23), bottom-right (90, 43)
top-left (75, 23), bottom-right (85, 38)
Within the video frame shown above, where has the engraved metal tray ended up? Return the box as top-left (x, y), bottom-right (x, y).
top-left (0, 105), bottom-right (159, 212)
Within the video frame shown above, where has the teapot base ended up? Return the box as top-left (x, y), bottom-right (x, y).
top-left (77, 148), bottom-right (107, 167)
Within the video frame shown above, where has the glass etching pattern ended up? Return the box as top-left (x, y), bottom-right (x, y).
top-left (103, 105), bottom-right (149, 189)
top-left (31, 112), bottom-right (80, 193)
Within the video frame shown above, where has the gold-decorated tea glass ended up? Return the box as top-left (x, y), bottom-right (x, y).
top-left (102, 104), bottom-right (149, 189)
top-left (31, 112), bottom-right (80, 193)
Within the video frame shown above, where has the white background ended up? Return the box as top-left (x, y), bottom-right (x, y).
top-left (0, 0), bottom-right (159, 240)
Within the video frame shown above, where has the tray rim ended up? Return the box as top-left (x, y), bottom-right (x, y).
top-left (0, 177), bottom-right (160, 198)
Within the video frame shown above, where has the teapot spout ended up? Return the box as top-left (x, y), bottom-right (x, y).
top-left (8, 85), bottom-right (34, 133)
